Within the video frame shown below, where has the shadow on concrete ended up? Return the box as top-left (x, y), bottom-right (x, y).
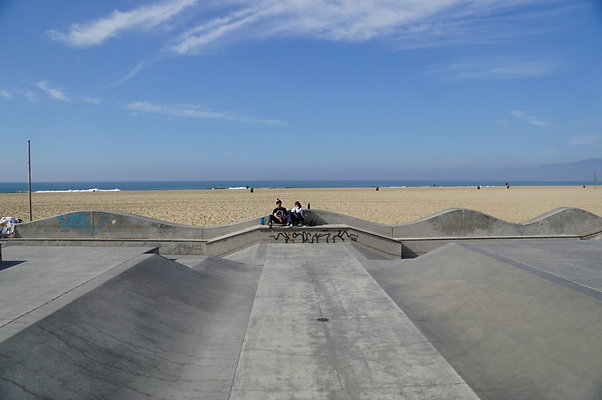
top-left (0, 261), bottom-right (25, 271)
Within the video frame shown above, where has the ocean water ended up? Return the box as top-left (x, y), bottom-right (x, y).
top-left (0, 180), bottom-right (593, 194)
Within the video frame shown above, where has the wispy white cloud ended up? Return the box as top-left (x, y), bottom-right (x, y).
top-left (567, 135), bottom-right (601, 146)
top-left (111, 58), bottom-right (162, 87)
top-left (49, 0), bottom-right (562, 53)
top-left (510, 109), bottom-right (551, 127)
top-left (19, 90), bottom-right (38, 103)
top-left (48, 0), bottom-right (198, 47)
top-left (36, 82), bottom-right (70, 101)
top-left (427, 57), bottom-right (562, 80)
top-left (118, 61), bottom-right (147, 85)
top-left (49, 0), bottom-right (568, 89)
top-left (0, 89), bottom-right (12, 99)
top-left (169, 0), bottom-right (559, 55)
top-left (83, 97), bottom-right (102, 104)
top-left (125, 101), bottom-right (288, 125)
top-left (171, 6), bottom-right (268, 55)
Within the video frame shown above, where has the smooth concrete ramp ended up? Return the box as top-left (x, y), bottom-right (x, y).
top-left (4, 240), bottom-right (600, 399)
top-left (366, 240), bottom-right (602, 400)
top-left (0, 254), bottom-right (262, 399)
top-left (465, 240), bottom-right (602, 292)
top-left (0, 243), bottom-right (480, 400)
top-left (0, 245), bottom-right (157, 332)
top-left (228, 244), bottom-right (479, 399)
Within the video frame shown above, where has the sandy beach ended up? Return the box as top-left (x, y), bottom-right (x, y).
top-left (1, 186), bottom-right (601, 226)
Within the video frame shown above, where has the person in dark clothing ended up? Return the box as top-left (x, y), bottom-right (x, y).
top-left (268, 198), bottom-right (291, 228)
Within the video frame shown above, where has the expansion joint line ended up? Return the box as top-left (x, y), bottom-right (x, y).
top-left (462, 243), bottom-right (602, 302)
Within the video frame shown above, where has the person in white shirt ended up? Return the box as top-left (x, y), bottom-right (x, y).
top-left (290, 201), bottom-right (305, 226)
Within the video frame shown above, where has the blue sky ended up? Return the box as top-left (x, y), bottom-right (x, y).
top-left (1, 0), bottom-right (601, 181)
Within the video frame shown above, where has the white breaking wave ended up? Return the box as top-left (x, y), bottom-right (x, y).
top-left (34, 188), bottom-right (121, 193)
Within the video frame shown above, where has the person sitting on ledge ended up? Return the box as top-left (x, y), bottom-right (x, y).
top-left (290, 201), bottom-right (305, 226)
top-left (268, 198), bottom-right (291, 228)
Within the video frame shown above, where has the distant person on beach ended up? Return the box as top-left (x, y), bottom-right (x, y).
top-left (268, 198), bottom-right (291, 228)
top-left (290, 201), bottom-right (305, 226)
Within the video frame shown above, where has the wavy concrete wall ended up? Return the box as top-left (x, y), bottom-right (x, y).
top-left (310, 207), bottom-right (602, 237)
top-left (13, 207), bottom-right (602, 241)
top-left (306, 210), bottom-right (393, 236)
top-left (393, 207), bottom-right (602, 238)
top-left (14, 210), bottom-right (263, 240)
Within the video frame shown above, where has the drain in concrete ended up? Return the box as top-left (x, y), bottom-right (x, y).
top-left (316, 317), bottom-right (329, 322)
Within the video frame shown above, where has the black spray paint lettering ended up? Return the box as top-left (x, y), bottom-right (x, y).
top-left (271, 230), bottom-right (358, 244)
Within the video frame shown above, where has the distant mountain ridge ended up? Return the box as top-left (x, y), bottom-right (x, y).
top-left (424, 158), bottom-right (602, 182)
top-left (519, 158), bottom-right (602, 181)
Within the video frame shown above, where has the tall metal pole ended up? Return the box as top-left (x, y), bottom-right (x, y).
top-left (28, 140), bottom-right (32, 221)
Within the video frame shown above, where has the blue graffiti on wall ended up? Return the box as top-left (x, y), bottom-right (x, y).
top-left (57, 213), bottom-right (107, 237)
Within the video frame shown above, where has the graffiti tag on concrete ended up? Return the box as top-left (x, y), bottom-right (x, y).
top-left (57, 213), bottom-right (106, 237)
top-left (271, 230), bottom-right (358, 244)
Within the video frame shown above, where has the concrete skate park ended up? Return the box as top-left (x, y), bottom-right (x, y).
top-left (1, 207), bottom-right (602, 399)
